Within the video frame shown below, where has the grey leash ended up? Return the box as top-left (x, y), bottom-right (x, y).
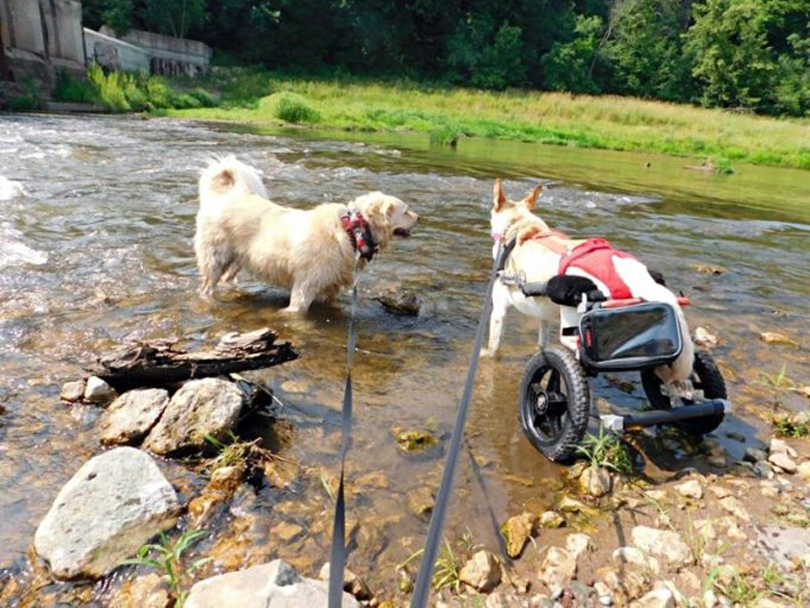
top-left (410, 240), bottom-right (514, 607)
top-left (328, 259), bottom-right (361, 607)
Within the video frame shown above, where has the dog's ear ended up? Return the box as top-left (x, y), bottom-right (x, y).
top-left (493, 179), bottom-right (507, 211)
top-left (523, 184), bottom-right (543, 210)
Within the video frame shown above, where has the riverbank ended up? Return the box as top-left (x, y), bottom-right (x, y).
top-left (163, 68), bottom-right (810, 171)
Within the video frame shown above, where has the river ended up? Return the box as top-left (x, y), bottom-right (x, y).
top-left (1, 113), bottom-right (809, 599)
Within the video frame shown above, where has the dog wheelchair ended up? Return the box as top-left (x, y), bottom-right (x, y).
top-left (507, 273), bottom-right (730, 462)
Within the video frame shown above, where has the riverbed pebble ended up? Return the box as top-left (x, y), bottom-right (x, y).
top-left (34, 447), bottom-right (179, 579)
top-left (631, 526), bottom-right (693, 567)
top-left (83, 376), bottom-right (116, 405)
top-left (100, 388), bottom-right (169, 446)
top-left (60, 380), bottom-right (86, 402)
top-left (459, 549), bottom-right (501, 592)
top-left (768, 451), bottom-right (797, 474)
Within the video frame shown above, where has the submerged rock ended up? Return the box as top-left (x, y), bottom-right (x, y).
top-left (100, 389), bottom-right (170, 446)
top-left (184, 559), bottom-right (359, 608)
top-left (500, 512), bottom-right (539, 558)
top-left (374, 289), bottom-right (421, 316)
top-left (760, 332), bottom-right (800, 348)
top-left (392, 427), bottom-right (438, 452)
top-left (406, 486), bottom-right (435, 520)
top-left (34, 447), bottom-right (179, 579)
top-left (60, 380), bottom-right (86, 403)
top-left (694, 327), bottom-right (718, 349)
top-left (143, 378), bottom-right (244, 455)
top-left (84, 376), bottom-right (117, 405)
top-left (459, 550), bottom-right (501, 592)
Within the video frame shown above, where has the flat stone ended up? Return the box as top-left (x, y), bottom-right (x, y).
top-left (84, 376), bottom-right (116, 405)
top-left (675, 479), bottom-right (703, 500)
top-left (143, 378), bottom-right (244, 455)
top-left (60, 380), bottom-right (86, 402)
top-left (185, 559), bottom-right (359, 608)
top-left (559, 496), bottom-right (588, 512)
top-left (755, 525), bottom-right (810, 570)
top-left (565, 533), bottom-right (593, 560)
top-left (719, 496), bottom-right (750, 522)
top-left (760, 332), bottom-right (800, 348)
top-left (744, 448), bottom-right (767, 463)
top-left (769, 438), bottom-right (797, 458)
top-left (613, 547), bottom-right (660, 574)
top-left (630, 587), bottom-right (675, 608)
top-left (459, 550), bottom-right (501, 592)
top-left (374, 289), bottom-right (421, 316)
top-left (539, 510), bottom-right (565, 529)
top-left (34, 447), bottom-right (179, 579)
top-left (631, 526), bottom-right (693, 567)
top-left (768, 452), bottom-right (797, 474)
top-left (100, 389), bottom-right (170, 446)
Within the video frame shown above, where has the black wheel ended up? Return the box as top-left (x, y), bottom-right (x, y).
top-left (641, 350), bottom-right (726, 435)
top-left (518, 347), bottom-right (591, 462)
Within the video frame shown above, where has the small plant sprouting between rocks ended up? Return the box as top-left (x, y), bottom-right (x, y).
top-left (396, 532), bottom-right (477, 594)
top-left (755, 364), bottom-right (801, 412)
top-left (575, 426), bottom-right (635, 475)
top-left (770, 411), bottom-right (810, 438)
top-left (124, 529), bottom-right (210, 604)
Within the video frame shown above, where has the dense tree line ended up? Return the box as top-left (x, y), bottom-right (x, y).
top-left (81, 0), bottom-right (810, 116)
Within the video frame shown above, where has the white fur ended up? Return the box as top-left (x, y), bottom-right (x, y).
top-left (194, 156), bottom-right (418, 312)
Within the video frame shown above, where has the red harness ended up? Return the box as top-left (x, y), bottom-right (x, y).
top-left (341, 211), bottom-right (377, 261)
top-left (559, 238), bottom-right (637, 299)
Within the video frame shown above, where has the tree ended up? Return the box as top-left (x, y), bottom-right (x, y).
top-left (141, 0), bottom-right (207, 39)
top-left (541, 15), bottom-right (603, 93)
top-left (81, 0), bottom-right (135, 35)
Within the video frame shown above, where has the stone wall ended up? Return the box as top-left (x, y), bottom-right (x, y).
top-left (99, 26), bottom-right (211, 76)
top-left (83, 28), bottom-right (150, 73)
top-left (0, 0), bottom-right (86, 87)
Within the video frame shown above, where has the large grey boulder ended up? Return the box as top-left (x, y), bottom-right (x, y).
top-left (142, 378), bottom-right (244, 455)
top-left (184, 559), bottom-right (359, 608)
top-left (100, 389), bottom-right (170, 446)
top-left (34, 447), bottom-right (179, 579)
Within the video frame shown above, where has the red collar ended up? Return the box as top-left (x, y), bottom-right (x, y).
top-left (341, 210), bottom-right (377, 261)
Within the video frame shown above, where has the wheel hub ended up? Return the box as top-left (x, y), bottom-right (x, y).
top-left (534, 391), bottom-right (549, 415)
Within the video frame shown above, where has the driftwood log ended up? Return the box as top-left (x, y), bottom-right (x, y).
top-left (89, 328), bottom-right (298, 391)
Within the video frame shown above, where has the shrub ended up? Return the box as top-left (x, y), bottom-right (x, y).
top-left (261, 92), bottom-right (320, 123)
top-left (54, 71), bottom-right (97, 104)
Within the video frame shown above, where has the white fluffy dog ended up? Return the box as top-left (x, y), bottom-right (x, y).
top-left (194, 156), bottom-right (419, 312)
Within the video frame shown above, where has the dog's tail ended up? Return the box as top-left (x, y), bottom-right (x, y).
top-left (198, 155), bottom-right (269, 205)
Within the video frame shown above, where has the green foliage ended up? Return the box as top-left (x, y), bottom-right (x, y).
top-left (6, 79), bottom-right (42, 111)
top-left (447, 20), bottom-right (527, 90)
top-left (575, 426), bottom-right (635, 475)
top-left (142, 0), bottom-right (206, 39)
top-left (54, 71), bottom-right (97, 104)
top-left (541, 15), bottom-right (602, 94)
top-left (85, 65), bottom-right (210, 112)
top-left (771, 412), bottom-right (810, 438)
top-left (81, 0), bottom-right (134, 35)
top-left (125, 529), bottom-right (210, 602)
top-left (261, 92), bottom-right (320, 123)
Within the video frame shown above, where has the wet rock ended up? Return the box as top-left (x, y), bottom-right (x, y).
top-left (319, 562), bottom-right (373, 601)
top-left (613, 547), bottom-right (660, 574)
top-left (500, 512), bottom-right (539, 558)
top-left (143, 378), bottom-right (244, 455)
top-left (110, 573), bottom-right (172, 608)
top-left (188, 465), bottom-right (246, 524)
top-left (60, 380), bottom-right (86, 402)
top-left (374, 289), bottom-right (421, 316)
top-left (392, 427), bottom-right (438, 452)
top-left (744, 448), bottom-right (767, 463)
top-left (691, 263), bottom-right (726, 275)
top-left (407, 486), bottom-right (435, 520)
top-left (631, 526), bottom-right (693, 567)
top-left (675, 479), bottom-right (703, 500)
top-left (459, 550), bottom-right (501, 592)
top-left (34, 447), bottom-right (179, 579)
top-left (100, 389), bottom-right (170, 446)
top-left (559, 496), bottom-right (588, 512)
top-left (84, 376), bottom-right (116, 405)
top-left (565, 533), bottom-right (593, 560)
top-left (694, 327), bottom-right (718, 349)
top-left (760, 332), bottom-right (800, 348)
top-left (185, 559), bottom-right (359, 608)
top-left (630, 587), bottom-right (675, 608)
top-left (271, 521), bottom-right (304, 543)
top-left (580, 466), bottom-right (612, 497)
top-left (768, 451), bottom-right (797, 474)
top-left (539, 510), bottom-right (565, 529)
top-left (539, 547), bottom-right (576, 595)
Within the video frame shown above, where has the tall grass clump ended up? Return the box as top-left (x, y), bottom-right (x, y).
top-left (54, 71), bottom-right (96, 104)
top-left (260, 92), bottom-right (320, 124)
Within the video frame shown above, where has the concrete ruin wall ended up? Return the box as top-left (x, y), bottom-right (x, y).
top-left (83, 28), bottom-right (149, 73)
top-left (98, 26), bottom-right (211, 76)
top-left (0, 0), bottom-right (86, 87)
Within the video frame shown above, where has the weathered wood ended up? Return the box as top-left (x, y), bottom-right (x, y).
top-left (89, 328), bottom-right (298, 391)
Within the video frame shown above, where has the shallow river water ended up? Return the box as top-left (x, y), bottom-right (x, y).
top-left (1, 113), bottom-right (810, 599)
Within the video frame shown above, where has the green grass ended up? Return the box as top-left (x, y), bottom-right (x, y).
top-left (166, 68), bottom-right (810, 170)
top-left (53, 66), bottom-right (216, 113)
top-left (575, 426), bottom-right (636, 475)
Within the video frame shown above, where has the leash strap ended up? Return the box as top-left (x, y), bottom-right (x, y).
top-left (328, 263), bottom-right (360, 607)
top-left (410, 241), bottom-right (512, 607)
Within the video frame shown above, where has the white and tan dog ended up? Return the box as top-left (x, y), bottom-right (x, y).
top-left (483, 179), bottom-right (694, 385)
top-left (194, 156), bottom-right (419, 312)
